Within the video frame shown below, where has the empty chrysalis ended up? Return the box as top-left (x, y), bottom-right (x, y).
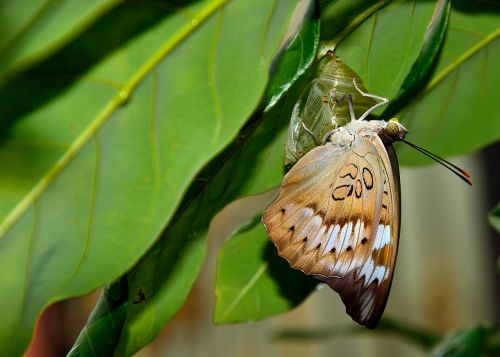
top-left (285, 51), bottom-right (376, 166)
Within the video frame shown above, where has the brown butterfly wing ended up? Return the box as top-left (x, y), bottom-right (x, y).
top-left (262, 134), bottom-right (400, 328)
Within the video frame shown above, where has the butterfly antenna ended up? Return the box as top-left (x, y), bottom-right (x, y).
top-left (402, 140), bottom-right (472, 186)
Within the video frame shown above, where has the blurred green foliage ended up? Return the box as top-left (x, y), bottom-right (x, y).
top-left (274, 319), bottom-right (500, 357)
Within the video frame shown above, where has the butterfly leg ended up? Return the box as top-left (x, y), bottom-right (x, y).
top-left (300, 122), bottom-right (322, 146)
top-left (326, 90), bottom-right (356, 124)
top-left (352, 77), bottom-right (389, 122)
top-left (327, 90), bottom-right (352, 106)
top-left (346, 94), bottom-right (356, 123)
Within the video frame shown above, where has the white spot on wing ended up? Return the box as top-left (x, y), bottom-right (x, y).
top-left (340, 224), bottom-right (348, 240)
top-left (345, 220), bottom-right (365, 272)
top-left (371, 265), bottom-right (387, 284)
top-left (294, 212), bottom-right (319, 243)
top-left (353, 220), bottom-right (362, 244)
top-left (359, 257), bottom-right (374, 285)
top-left (374, 224), bottom-right (390, 249)
top-left (300, 207), bottom-right (314, 219)
top-left (374, 225), bottom-right (384, 249)
top-left (324, 225), bottom-right (340, 252)
top-left (310, 225), bottom-right (326, 248)
top-left (322, 225), bottom-right (334, 249)
top-left (331, 222), bottom-right (354, 272)
top-left (383, 225), bottom-right (391, 246)
top-left (312, 215), bottom-right (322, 228)
top-left (359, 222), bottom-right (365, 244)
top-left (343, 222), bottom-right (353, 246)
top-left (360, 291), bottom-right (376, 320)
top-left (359, 257), bottom-right (388, 287)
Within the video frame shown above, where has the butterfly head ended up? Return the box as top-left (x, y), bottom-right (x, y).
top-left (380, 118), bottom-right (408, 143)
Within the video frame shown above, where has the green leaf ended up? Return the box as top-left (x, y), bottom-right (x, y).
top-left (68, 3), bottom-right (318, 355)
top-left (214, 215), bottom-right (316, 323)
top-left (0, 0), bottom-right (302, 354)
top-left (383, 0), bottom-right (451, 117)
top-left (264, 1), bottom-right (320, 112)
top-left (0, 0), bottom-right (120, 82)
top-left (488, 202), bottom-right (500, 234)
top-left (70, 82), bottom-right (301, 355)
top-left (67, 278), bottom-right (129, 356)
top-left (319, 0), bottom-right (389, 50)
top-left (333, 1), bottom-right (440, 100)
top-left (396, 6), bottom-right (500, 165)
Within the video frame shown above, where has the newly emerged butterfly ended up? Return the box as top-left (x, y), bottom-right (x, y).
top-left (263, 72), bottom-right (470, 328)
top-left (285, 51), bottom-right (377, 167)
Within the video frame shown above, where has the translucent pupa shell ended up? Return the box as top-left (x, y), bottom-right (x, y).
top-left (285, 52), bottom-right (376, 166)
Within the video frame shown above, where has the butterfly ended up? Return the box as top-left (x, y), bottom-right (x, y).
top-left (286, 51), bottom-right (377, 167)
top-left (263, 68), bottom-right (471, 328)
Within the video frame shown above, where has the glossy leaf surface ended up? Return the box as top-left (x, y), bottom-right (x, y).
top-left (0, 0), bottom-right (303, 354)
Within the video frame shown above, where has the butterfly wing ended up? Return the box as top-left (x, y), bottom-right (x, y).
top-left (263, 133), bottom-right (400, 328)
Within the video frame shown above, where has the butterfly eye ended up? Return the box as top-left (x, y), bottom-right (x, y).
top-left (386, 121), bottom-right (400, 137)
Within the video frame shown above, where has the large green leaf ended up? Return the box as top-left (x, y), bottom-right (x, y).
top-left (69, 76), bottom-right (307, 356)
top-left (396, 5), bottom-right (500, 165)
top-left (0, 0), bottom-right (120, 82)
top-left (332, 0), bottom-right (440, 100)
top-left (383, 0), bottom-right (451, 117)
top-left (0, 0), bottom-right (303, 354)
top-left (68, 2), bottom-right (318, 355)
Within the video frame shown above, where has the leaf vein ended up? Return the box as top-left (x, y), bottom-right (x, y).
top-left (209, 10), bottom-right (224, 145)
top-left (18, 202), bottom-right (39, 336)
top-left (61, 133), bottom-right (100, 288)
top-left (150, 69), bottom-right (161, 187)
top-left (83, 328), bottom-right (98, 357)
top-left (364, 12), bottom-right (378, 86)
top-left (221, 263), bottom-right (268, 319)
top-left (425, 28), bottom-right (499, 92)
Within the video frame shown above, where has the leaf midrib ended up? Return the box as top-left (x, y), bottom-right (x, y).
top-left (425, 27), bottom-right (499, 92)
top-left (0, 0), bottom-right (230, 237)
top-left (219, 262), bottom-right (269, 320)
